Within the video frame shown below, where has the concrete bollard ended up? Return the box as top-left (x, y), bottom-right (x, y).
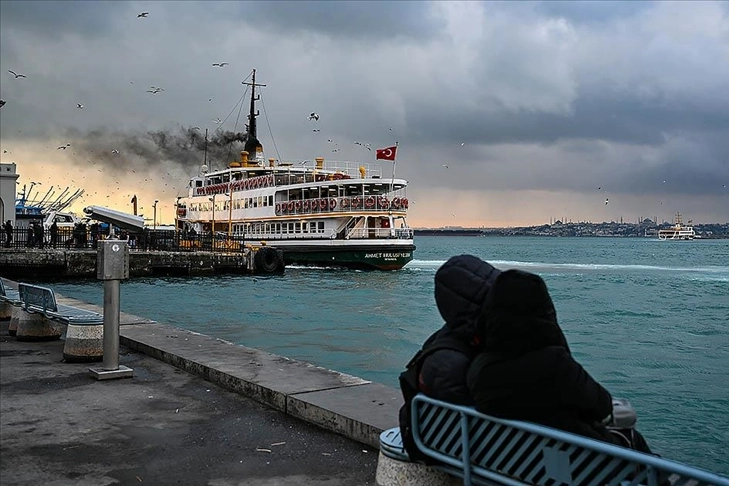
top-left (0, 301), bottom-right (12, 321)
top-left (375, 451), bottom-right (461, 486)
top-left (63, 321), bottom-right (104, 363)
top-left (8, 306), bottom-right (22, 336)
top-left (15, 310), bottom-right (63, 342)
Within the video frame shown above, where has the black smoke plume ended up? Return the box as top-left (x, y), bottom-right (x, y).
top-left (68, 126), bottom-right (249, 175)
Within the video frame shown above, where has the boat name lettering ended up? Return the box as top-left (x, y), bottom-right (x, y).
top-left (364, 252), bottom-right (412, 259)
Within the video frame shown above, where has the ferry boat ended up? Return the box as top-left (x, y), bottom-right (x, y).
top-left (175, 70), bottom-right (415, 270)
top-left (658, 213), bottom-right (695, 240)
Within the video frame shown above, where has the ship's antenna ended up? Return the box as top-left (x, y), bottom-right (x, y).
top-left (243, 69), bottom-right (259, 139)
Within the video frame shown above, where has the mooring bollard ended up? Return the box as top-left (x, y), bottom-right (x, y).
top-left (89, 239), bottom-right (133, 380)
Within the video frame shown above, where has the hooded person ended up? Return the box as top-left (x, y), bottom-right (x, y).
top-left (398, 254), bottom-right (501, 462)
top-left (466, 269), bottom-right (654, 452)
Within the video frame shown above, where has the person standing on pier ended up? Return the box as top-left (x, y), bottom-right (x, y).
top-left (50, 221), bottom-right (58, 248)
top-left (3, 220), bottom-right (12, 248)
top-left (33, 222), bottom-right (44, 249)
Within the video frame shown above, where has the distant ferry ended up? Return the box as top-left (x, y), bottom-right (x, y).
top-left (658, 213), bottom-right (695, 240)
top-left (175, 69), bottom-right (415, 270)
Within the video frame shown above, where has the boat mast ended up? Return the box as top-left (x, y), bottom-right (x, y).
top-left (242, 69), bottom-right (266, 164)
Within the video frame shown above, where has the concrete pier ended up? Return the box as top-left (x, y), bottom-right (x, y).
top-left (1, 279), bottom-right (402, 484)
top-left (0, 247), bottom-right (283, 279)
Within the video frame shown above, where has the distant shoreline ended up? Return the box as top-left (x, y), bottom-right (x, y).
top-left (414, 223), bottom-right (729, 238)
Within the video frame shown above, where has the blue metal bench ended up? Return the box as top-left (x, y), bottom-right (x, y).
top-left (18, 283), bottom-right (102, 324)
top-left (0, 278), bottom-right (20, 304)
top-left (379, 394), bottom-right (729, 486)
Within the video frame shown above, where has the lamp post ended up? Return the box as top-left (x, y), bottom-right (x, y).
top-left (152, 200), bottom-right (159, 231)
top-left (227, 191), bottom-right (233, 238)
top-left (209, 195), bottom-right (216, 252)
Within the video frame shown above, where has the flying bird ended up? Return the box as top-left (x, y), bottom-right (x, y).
top-left (0, 100), bottom-right (5, 108)
top-left (461, 142), bottom-right (465, 147)
top-left (138, 12), bottom-right (149, 18)
top-left (147, 86), bottom-right (164, 94)
top-left (212, 62), bottom-right (229, 67)
top-left (312, 129), bottom-right (320, 132)
top-left (605, 198), bottom-right (609, 205)
top-left (76, 103), bottom-right (83, 109)
top-left (111, 149), bottom-right (120, 154)
top-left (57, 144), bottom-right (71, 150)
top-left (213, 117), bottom-right (222, 124)
top-left (308, 112), bottom-right (319, 121)
top-left (8, 70), bottom-right (26, 78)
top-left (442, 164), bottom-right (449, 169)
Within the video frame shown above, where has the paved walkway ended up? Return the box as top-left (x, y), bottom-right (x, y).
top-left (0, 322), bottom-right (381, 485)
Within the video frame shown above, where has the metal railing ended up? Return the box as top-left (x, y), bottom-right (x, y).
top-left (1, 227), bottom-right (247, 253)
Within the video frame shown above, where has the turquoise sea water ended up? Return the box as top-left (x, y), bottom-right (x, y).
top-left (42, 236), bottom-right (729, 474)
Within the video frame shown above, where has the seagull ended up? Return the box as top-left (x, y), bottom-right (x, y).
top-left (138, 12), bottom-right (149, 18)
top-left (111, 149), bottom-right (120, 154)
top-left (8, 70), bottom-right (26, 78)
top-left (461, 142), bottom-right (465, 147)
top-left (76, 103), bottom-right (84, 109)
top-left (308, 112), bottom-right (320, 121)
top-left (212, 62), bottom-right (229, 67)
top-left (312, 129), bottom-right (320, 132)
top-left (213, 117), bottom-right (222, 124)
top-left (0, 100), bottom-right (5, 108)
top-left (147, 88), bottom-right (163, 94)
top-left (332, 148), bottom-right (340, 152)
top-left (442, 164), bottom-right (449, 169)
top-left (605, 198), bottom-right (609, 205)
top-left (57, 144), bottom-right (71, 150)
top-left (191, 126), bottom-right (200, 130)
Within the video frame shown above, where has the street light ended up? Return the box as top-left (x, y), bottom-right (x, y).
top-left (152, 200), bottom-right (159, 231)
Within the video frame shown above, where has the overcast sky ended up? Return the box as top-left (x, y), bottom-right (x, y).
top-left (1, 0), bottom-right (728, 227)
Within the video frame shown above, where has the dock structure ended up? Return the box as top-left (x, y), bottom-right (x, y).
top-left (0, 246), bottom-right (284, 279)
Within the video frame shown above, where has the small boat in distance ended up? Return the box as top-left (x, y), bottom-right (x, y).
top-left (175, 69), bottom-right (415, 270)
top-left (658, 213), bottom-right (695, 240)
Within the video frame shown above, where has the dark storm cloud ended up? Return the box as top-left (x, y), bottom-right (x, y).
top-left (0, 1), bottom-right (129, 40)
top-left (236, 1), bottom-right (441, 40)
top-left (405, 91), bottom-right (729, 148)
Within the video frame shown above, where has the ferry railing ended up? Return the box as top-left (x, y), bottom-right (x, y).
top-left (346, 227), bottom-right (413, 240)
top-left (276, 195), bottom-right (410, 216)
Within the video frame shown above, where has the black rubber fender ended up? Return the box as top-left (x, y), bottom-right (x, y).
top-left (254, 247), bottom-right (281, 274)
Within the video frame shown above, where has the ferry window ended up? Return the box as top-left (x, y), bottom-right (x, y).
top-left (265, 223), bottom-right (270, 233)
top-left (295, 223), bottom-right (301, 233)
top-left (302, 223), bottom-right (308, 234)
top-left (288, 223), bottom-right (294, 233)
top-left (317, 222), bottom-right (324, 233)
top-left (309, 222), bottom-right (316, 233)
top-left (268, 195), bottom-right (273, 206)
top-left (276, 223), bottom-right (281, 234)
top-left (196, 180), bottom-right (202, 187)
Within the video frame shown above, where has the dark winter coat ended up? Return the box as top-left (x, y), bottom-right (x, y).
top-left (418, 255), bottom-right (501, 404)
top-left (467, 269), bottom-right (618, 444)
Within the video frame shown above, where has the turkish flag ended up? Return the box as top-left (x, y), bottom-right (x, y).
top-left (376, 145), bottom-right (397, 161)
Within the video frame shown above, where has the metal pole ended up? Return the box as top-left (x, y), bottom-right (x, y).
top-left (102, 279), bottom-right (120, 370)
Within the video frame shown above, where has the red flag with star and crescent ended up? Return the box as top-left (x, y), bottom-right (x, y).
top-left (376, 145), bottom-right (397, 161)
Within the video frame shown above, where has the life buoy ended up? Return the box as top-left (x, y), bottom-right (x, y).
top-left (303, 199), bottom-right (310, 211)
top-left (379, 196), bottom-right (389, 209)
top-left (281, 202), bottom-right (287, 212)
top-left (391, 197), bottom-right (400, 209)
top-left (329, 198), bottom-right (336, 209)
top-left (403, 198), bottom-right (409, 209)
top-left (294, 200), bottom-right (302, 211)
top-left (340, 198), bottom-right (349, 208)
top-left (365, 196), bottom-right (375, 208)
top-left (319, 199), bottom-right (328, 210)
top-left (275, 203), bottom-right (281, 213)
top-left (268, 174), bottom-right (274, 186)
top-left (287, 201), bottom-right (294, 212)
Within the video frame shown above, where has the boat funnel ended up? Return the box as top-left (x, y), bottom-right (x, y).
top-left (240, 151), bottom-right (249, 165)
top-left (315, 157), bottom-right (324, 170)
top-left (359, 166), bottom-right (366, 178)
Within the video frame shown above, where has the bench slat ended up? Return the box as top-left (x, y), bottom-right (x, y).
top-left (411, 394), bottom-right (729, 486)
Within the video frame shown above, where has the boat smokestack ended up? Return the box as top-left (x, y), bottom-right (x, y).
top-left (315, 157), bottom-right (324, 170)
